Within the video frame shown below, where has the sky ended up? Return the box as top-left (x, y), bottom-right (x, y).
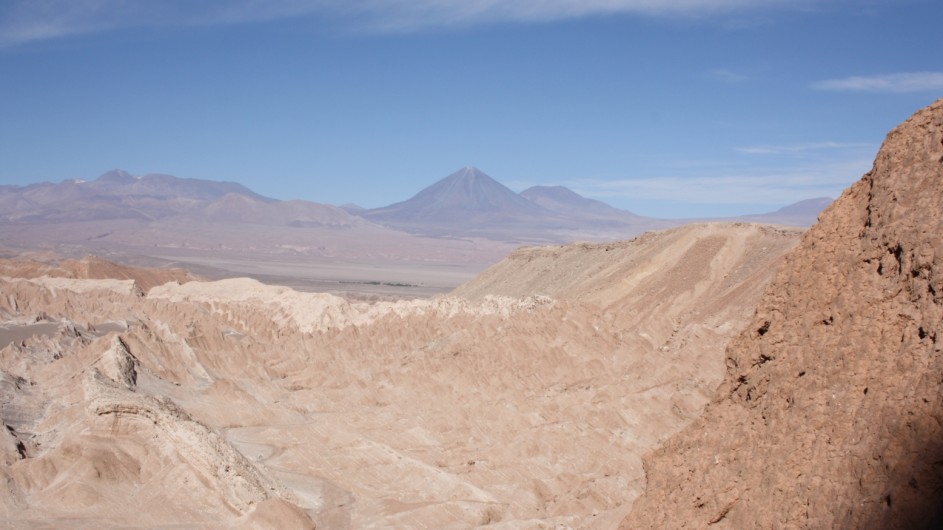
top-left (1, 0), bottom-right (942, 218)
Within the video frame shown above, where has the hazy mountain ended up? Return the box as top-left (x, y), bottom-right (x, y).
top-left (196, 193), bottom-right (361, 228)
top-left (362, 167), bottom-right (552, 226)
top-left (359, 167), bottom-right (673, 242)
top-left (0, 169), bottom-right (367, 229)
top-left (770, 196), bottom-right (832, 216)
top-left (0, 170), bottom-right (517, 281)
top-left (0, 170), bottom-right (275, 223)
top-left (0, 167), bottom-right (835, 280)
top-left (520, 185), bottom-right (649, 221)
top-left (736, 197), bottom-right (833, 227)
top-left (89, 169), bottom-right (273, 202)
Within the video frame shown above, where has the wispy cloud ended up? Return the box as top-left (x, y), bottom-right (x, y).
top-left (0, 1), bottom-right (323, 46)
top-left (0, 0), bottom-right (822, 46)
top-left (735, 141), bottom-right (873, 155)
top-left (707, 68), bottom-right (753, 83)
top-left (343, 0), bottom-right (799, 31)
top-left (0, 1), bottom-right (116, 46)
top-left (811, 72), bottom-right (943, 93)
top-left (567, 157), bottom-right (870, 206)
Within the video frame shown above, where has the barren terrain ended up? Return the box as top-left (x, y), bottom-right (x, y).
top-left (0, 222), bottom-right (798, 528)
top-left (3, 100), bottom-right (938, 529)
top-left (0, 217), bottom-right (513, 299)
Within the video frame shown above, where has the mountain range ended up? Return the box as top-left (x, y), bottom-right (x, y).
top-left (0, 167), bottom-right (831, 290)
top-left (358, 167), bottom-right (677, 241)
top-left (0, 169), bottom-right (363, 228)
top-left (1, 166), bottom-right (828, 237)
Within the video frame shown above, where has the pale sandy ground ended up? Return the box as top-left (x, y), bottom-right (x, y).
top-left (0, 217), bottom-right (518, 299)
top-left (149, 254), bottom-right (485, 298)
top-left (0, 222), bottom-right (800, 528)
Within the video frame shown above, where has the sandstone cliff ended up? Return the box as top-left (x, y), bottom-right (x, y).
top-left (621, 99), bottom-right (943, 528)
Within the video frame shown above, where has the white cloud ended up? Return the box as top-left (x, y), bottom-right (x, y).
top-left (0, 0), bottom-right (822, 46)
top-left (811, 72), bottom-right (943, 93)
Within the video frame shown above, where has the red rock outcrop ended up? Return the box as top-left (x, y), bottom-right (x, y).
top-left (621, 99), bottom-right (943, 528)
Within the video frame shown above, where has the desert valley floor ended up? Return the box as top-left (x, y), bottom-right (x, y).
top-left (1, 222), bottom-right (801, 528)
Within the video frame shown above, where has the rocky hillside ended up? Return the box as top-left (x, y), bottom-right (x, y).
top-left (621, 99), bottom-right (943, 528)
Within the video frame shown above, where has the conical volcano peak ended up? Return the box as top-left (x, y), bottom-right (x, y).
top-left (361, 167), bottom-right (549, 228)
top-left (441, 166), bottom-right (495, 186)
top-left (455, 166), bottom-right (487, 178)
top-left (358, 166), bottom-right (671, 240)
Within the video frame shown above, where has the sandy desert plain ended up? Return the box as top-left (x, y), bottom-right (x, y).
top-left (1, 98), bottom-right (943, 529)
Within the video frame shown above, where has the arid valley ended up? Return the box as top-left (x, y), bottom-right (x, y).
top-left (1, 99), bottom-right (942, 529)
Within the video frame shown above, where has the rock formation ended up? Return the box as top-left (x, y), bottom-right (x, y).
top-left (621, 99), bottom-right (943, 528)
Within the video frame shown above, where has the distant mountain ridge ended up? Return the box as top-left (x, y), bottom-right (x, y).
top-left (90, 169), bottom-right (273, 202)
top-left (735, 196), bottom-right (833, 226)
top-left (358, 166), bottom-right (675, 242)
top-left (0, 170), bottom-right (360, 227)
top-left (355, 166), bottom-right (829, 242)
top-left (1, 167), bottom-right (831, 246)
top-left (362, 167), bottom-right (551, 226)
top-left (0, 170), bottom-right (277, 223)
top-left (520, 185), bottom-right (649, 222)
top-left (0, 170), bottom-right (520, 285)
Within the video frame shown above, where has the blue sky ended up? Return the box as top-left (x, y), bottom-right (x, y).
top-left (1, 0), bottom-right (941, 218)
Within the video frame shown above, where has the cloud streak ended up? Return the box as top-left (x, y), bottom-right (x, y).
top-left (0, 1), bottom-right (324, 46)
top-left (707, 68), bottom-right (753, 83)
top-left (343, 0), bottom-right (797, 31)
top-left (735, 141), bottom-right (874, 155)
top-left (567, 157), bottom-right (870, 207)
top-left (811, 72), bottom-right (943, 93)
top-left (0, 0), bottom-right (821, 46)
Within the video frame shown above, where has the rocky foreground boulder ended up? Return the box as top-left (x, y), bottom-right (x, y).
top-left (621, 99), bottom-right (943, 528)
